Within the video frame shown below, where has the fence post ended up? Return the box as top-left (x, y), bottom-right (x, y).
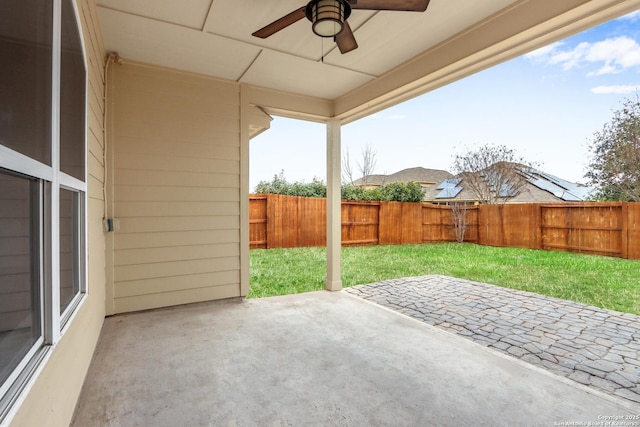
top-left (621, 202), bottom-right (629, 259)
top-left (534, 203), bottom-right (542, 250)
top-left (265, 194), bottom-right (276, 248)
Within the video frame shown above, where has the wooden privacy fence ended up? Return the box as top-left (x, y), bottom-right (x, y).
top-left (249, 194), bottom-right (640, 260)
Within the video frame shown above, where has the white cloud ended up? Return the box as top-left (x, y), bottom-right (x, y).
top-left (526, 36), bottom-right (640, 75)
top-left (525, 42), bottom-right (564, 60)
top-left (585, 37), bottom-right (640, 74)
top-left (590, 85), bottom-right (640, 94)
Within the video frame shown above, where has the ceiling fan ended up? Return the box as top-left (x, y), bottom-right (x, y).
top-left (252, 0), bottom-right (431, 54)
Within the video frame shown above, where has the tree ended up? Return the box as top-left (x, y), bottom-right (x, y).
top-left (357, 144), bottom-right (377, 184)
top-left (585, 95), bottom-right (640, 201)
top-left (254, 171), bottom-right (326, 198)
top-left (342, 149), bottom-right (355, 184)
top-left (342, 144), bottom-right (377, 184)
top-left (254, 170), bottom-right (290, 194)
top-left (379, 181), bottom-right (424, 202)
top-left (255, 171), bottom-right (423, 202)
top-left (450, 203), bottom-right (469, 243)
top-left (451, 144), bottom-right (535, 204)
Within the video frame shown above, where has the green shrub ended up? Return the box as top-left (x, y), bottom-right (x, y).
top-left (379, 181), bottom-right (424, 202)
top-left (255, 172), bottom-right (424, 202)
top-left (254, 171), bottom-right (326, 198)
top-left (254, 171), bottom-right (290, 195)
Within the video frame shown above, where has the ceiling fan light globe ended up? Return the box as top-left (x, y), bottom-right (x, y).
top-left (313, 19), bottom-right (343, 37)
top-left (309, 0), bottom-right (346, 37)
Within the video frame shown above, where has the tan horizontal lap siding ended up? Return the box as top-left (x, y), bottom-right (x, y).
top-left (114, 243), bottom-right (239, 266)
top-left (112, 64), bottom-right (241, 313)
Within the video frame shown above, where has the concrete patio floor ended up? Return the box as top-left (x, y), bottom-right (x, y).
top-left (72, 291), bottom-right (638, 426)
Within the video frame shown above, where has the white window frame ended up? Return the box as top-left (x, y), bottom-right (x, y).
top-left (59, 185), bottom-right (86, 329)
top-left (57, 0), bottom-right (89, 334)
top-left (0, 0), bottom-right (88, 421)
top-left (0, 174), bottom-right (46, 415)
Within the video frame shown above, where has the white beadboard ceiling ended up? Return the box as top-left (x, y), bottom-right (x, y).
top-left (96, 0), bottom-right (640, 119)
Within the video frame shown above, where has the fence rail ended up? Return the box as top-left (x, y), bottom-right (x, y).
top-left (249, 194), bottom-right (640, 260)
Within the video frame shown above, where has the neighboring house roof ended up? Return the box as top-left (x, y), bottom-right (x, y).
top-left (386, 167), bottom-right (453, 184)
top-left (355, 165), bottom-right (593, 203)
top-left (429, 165), bottom-right (593, 203)
top-left (519, 168), bottom-right (593, 201)
top-left (352, 167), bottom-right (453, 187)
top-left (351, 174), bottom-right (389, 186)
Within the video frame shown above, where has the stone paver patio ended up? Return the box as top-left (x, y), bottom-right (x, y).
top-left (346, 275), bottom-right (640, 404)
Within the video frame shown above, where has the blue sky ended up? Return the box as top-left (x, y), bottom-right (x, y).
top-left (250, 10), bottom-right (640, 191)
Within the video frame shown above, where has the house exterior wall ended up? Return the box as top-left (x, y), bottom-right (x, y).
top-left (107, 63), bottom-right (243, 314)
top-left (8, 0), bottom-right (107, 425)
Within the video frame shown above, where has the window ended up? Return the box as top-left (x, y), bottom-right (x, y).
top-left (0, 171), bottom-right (43, 399)
top-left (0, 0), bottom-right (87, 419)
top-left (60, 0), bottom-right (86, 181)
top-left (59, 188), bottom-right (83, 322)
top-left (0, 0), bottom-right (53, 164)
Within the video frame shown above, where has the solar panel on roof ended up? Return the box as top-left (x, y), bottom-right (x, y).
top-left (436, 178), bottom-right (461, 190)
top-left (519, 166), bottom-right (594, 201)
top-left (435, 187), bottom-right (463, 199)
top-left (499, 183), bottom-right (518, 198)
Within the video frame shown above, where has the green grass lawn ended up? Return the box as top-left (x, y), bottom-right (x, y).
top-left (249, 242), bottom-right (640, 315)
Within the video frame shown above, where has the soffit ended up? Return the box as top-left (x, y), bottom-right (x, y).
top-left (96, 0), bottom-right (640, 120)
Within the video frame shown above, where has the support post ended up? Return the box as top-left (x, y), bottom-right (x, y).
top-left (239, 85), bottom-right (250, 296)
top-left (326, 119), bottom-right (342, 291)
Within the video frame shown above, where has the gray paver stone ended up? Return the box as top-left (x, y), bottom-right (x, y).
top-left (609, 348), bottom-right (639, 359)
top-left (507, 346), bottom-right (529, 357)
top-left (589, 376), bottom-right (620, 393)
top-left (489, 341), bottom-right (511, 351)
top-left (614, 388), bottom-right (640, 404)
top-left (556, 340), bottom-right (584, 351)
top-left (520, 354), bottom-right (542, 365)
top-left (575, 364), bottom-right (606, 378)
top-left (546, 345), bottom-right (573, 358)
top-left (582, 359), bottom-right (623, 373)
top-left (616, 366), bottom-right (640, 383)
top-left (602, 352), bottom-right (625, 364)
top-left (624, 357), bottom-right (640, 367)
top-left (540, 360), bottom-right (573, 375)
top-left (576, 348), bottom-right (605, 361)
top-left (606, 372), bottom-right (637, 388)
top-left (522, 342), bottom-right (544, 354)
top-left (538, 352), bottom-right (559, 363)
top-left (568, 371), bottom-right (591, 385)
top-left (610, 335), bottom-right (632, 345)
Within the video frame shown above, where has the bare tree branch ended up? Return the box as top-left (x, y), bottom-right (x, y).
top-left (451, 144), bottom-right (536, 204)
top-left (342, 148), bottom-right (355, 184)
top-left (357, 144), bottom-right (377, 184)
top-left (450, 203), bottom-right (469, 242)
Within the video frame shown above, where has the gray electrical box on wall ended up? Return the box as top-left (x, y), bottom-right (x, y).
top-left (103, 218), bottom-right (120, 232)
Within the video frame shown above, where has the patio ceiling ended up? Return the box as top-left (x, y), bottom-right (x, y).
top-left (96, 0), bottom-right (640, 122)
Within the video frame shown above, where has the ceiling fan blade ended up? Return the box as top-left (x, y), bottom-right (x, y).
top-left (252, 7), bottom-right (307, 39)
top-left (349, 0), bottom-right (430, 12)
top-left (335, 21), bottom-right (358, 54)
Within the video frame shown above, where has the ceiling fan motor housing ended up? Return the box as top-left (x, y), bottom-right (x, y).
top-left (306, 0), bottom-right (352, 37)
